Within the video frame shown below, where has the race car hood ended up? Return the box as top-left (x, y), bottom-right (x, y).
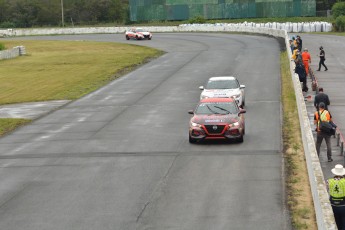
top-left (201, 89), bottom-right (240, 98)
top-left (191, 114), bottom-right (239, 125)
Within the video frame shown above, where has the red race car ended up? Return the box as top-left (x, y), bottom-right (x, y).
top-left (188, 97), bottom-right (246, 143)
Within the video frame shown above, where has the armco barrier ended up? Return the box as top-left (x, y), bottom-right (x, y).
top-left (0, 24), bottom-right (337, 229)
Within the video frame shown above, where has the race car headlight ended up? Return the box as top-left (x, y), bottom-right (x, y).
top-left (228, 122), bottom-right (239, 128)
top-left (191, 121), bottom-right (202, 128)
top-left (232, 93), bottom-right (241, 99)
top-left (200, 95), bottom-right (209, 99)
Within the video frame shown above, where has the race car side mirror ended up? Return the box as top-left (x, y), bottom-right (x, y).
top-left (188, 110), bottom-right (194, 114)
top-left (240, 85), bottom-right (246, 89)
top-left (239, 109), bottom-right (246, 114)
top-left (199, 86), bottom-right (204, 90)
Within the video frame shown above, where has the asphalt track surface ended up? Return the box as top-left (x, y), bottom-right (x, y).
top-left (0, 33), bottom-right (290, 230)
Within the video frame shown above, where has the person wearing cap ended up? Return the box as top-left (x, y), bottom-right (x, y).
top-left (314, 102), bottom-right (333, 162)
top-left (327, 164), bottom-right (345, 229)
top-left (314, 87), bottom-right (330, 110)
top-left (317, 46), bottom-right (328, 71)
top-left (301, 48), bottom-right (311, 75)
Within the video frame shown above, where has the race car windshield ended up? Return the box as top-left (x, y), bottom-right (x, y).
top-left (205, 80), bottom-right (239, 89)
top-left (136, 29), bottom-right (144, 32)
top-left (195, 102), bottom-right (238, 115)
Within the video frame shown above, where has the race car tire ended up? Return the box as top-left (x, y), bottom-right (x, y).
top-left (148, 37), bottom-right (152, 40)
top-left (189, 135), bottom-right (197, 143)
top-left (237, 135), bottom-right (244, 143)
top-left (126, 35), bottom-right (130, 40)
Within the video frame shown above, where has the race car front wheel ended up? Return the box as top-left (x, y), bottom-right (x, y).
top-left (126, 35), bottom-right (130, 40)
top-left (189, 135), bottom-right (197, 143)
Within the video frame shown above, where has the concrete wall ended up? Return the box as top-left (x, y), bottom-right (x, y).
top-left (0, 46), bottom-right (25, 60)
top-left (0, 21), bottom-right (332, 37)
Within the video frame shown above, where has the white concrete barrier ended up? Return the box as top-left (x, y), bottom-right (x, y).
top-left (0, 46), bottom-right (25, 60)
top-left (0, 21), bottom-right (332, 37)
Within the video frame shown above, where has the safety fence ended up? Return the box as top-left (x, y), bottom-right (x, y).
top-left (0, 46), bottom-right (26, 60)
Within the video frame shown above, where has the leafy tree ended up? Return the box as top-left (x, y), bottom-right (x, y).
top-left (335, 15), bottom-right (345, 31)
top-left (332, 1), bottom-right (345, 18)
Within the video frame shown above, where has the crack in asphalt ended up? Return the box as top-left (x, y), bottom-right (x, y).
top-left (135, 152), bottom-right (180, 227)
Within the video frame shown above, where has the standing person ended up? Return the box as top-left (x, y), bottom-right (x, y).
top-left (327, 164), bottom-right (345, 230)
top-left (289, 39), bottom-right (295, 53)
top-left (296, 35), bottom-right (303, 51)
top-left (317, 46), bottom-right (328, 71)
top-left (291, 46), bottom-right (299, 61)
top-left (301, 48), bottom-right (311, 76)
top-left (295, 59), bottom-right (308, 92)
top-left (314, 102), bottom-right (333, 162)
top-left (314, 87), bottom-right (330, 110)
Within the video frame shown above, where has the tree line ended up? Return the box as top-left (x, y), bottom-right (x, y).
top-left (0, 0), bottom-right (129, 28)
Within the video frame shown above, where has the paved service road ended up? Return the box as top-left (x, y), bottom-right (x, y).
top-left (298, 34), bottom-right (345, 178)
top-left (0, 33), bottom-right (290, 229)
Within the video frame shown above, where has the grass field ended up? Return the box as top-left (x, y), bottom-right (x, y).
top-left (0, 118), bottom-right (31, 136)
top-left (0, 40), bottom-right (163, 104)
top-left (0, 40), bottom-right (163, 136)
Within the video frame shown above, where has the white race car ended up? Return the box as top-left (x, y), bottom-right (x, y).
top-left (199, 76), bottom-right (246, 107)
top-left (125, 28), bottom-right (152, 40)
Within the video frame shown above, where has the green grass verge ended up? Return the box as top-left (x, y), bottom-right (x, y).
top-left (0, 40), bottom-right (163, 104)
top-left (281, 51), bottom-right (317, 229)
top-left (0, 40), bottom-right (163, 136)
top-left (0, 118), bottom-right (31, 137)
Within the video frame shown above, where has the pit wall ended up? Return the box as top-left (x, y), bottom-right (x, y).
top-left (0, 23), bottom-right (336, 229)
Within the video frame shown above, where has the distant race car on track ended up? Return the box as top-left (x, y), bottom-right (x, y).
top-left (125, 28), bottom-right (152, 40)
top-left (188, 97), bottom-right (246, 143)
top-left (199, 76), bottom-right (245, 108)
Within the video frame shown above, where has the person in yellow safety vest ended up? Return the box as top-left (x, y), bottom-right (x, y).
top-left (327, 164), bottom-right (345, 230)
top-left (314, 102), bottom-right (333, 162)
top-left (291, 47), bottom-right (297, 60)
top-left (301, 48), bottom-right (311, 76)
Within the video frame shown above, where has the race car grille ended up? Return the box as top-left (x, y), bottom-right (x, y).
top-left (144, 35), bottom-right (150, 38)
top-left (204, 125), bottom-right (225, 134)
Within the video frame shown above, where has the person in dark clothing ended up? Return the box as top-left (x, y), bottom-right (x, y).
top-left (317, 46), bottom-right (328, 71)
top-left (314, 87), bottom-right (330, 110)
top-left (296, 35), bottom-right (302, 51)
top-left (295, 59), bottom-right (308, 92)
top-left (314, 102), bottom-right (333, 162)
